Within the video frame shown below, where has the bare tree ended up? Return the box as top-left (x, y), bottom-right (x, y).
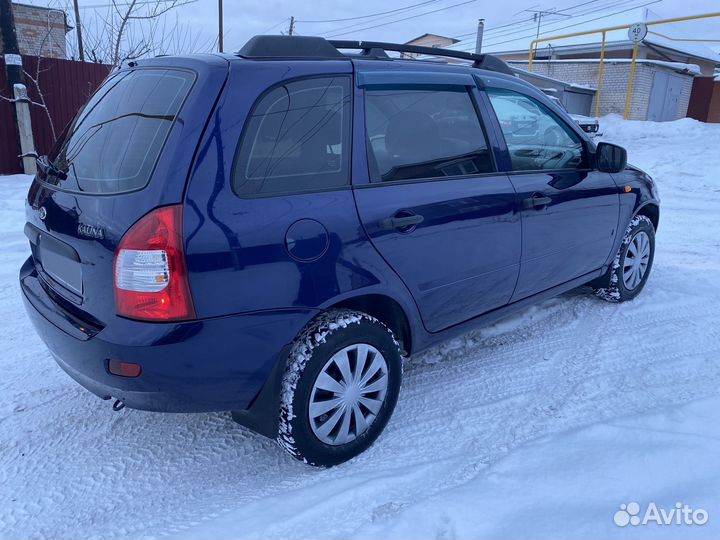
top-left (0, 14), bottom-right (59, 140)
top-left (21, 61), bottom-right (56, 141)
top-left (45, 0), bottom-right (210, 65)
top-left (71, 0), bottom-right (203, 66)
top-left (1, 0), bottom-right (212, 153)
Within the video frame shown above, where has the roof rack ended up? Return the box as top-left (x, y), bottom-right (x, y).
top-left (329, 40), bottom-right (515, 76)
top-left (237, 36), bottom-right (515, 76)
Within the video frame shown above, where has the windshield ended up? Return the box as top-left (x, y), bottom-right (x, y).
top-left (46, 68), bottom-right (194, 194)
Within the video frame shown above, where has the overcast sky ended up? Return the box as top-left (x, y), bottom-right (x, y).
top-left (25, 0), bottom-right (720, 57)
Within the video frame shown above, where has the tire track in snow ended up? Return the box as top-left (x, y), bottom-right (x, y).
top-left (1, 117), bottom-right (720, 539)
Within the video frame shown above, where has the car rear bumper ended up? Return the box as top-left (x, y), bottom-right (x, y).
top-left (20, 256), bottom-right (315, 414)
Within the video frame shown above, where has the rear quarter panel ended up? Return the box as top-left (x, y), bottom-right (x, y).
top-left (183, 59), bottom-right (421, 332)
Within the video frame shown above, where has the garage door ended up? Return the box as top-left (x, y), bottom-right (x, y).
top-left (648, 72), bottom-right (684, 121)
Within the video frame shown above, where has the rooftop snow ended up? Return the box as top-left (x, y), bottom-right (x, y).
top-left (510, 58), bottom-right (702, 76)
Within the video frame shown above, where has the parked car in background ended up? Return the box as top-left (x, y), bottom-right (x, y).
top-left (20, 36), bottom-right (658, 467)
top-left (546, 94), bottom-right (601, 137)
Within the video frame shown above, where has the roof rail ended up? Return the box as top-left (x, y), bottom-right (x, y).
top-left (237, 36), bottom-right (515, 76)
top-left (239, 35), bottom-right (345, 59)
top-left (329, 40), bottom-right (514, 76)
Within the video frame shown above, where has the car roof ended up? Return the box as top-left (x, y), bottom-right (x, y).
top-left (139, 36), bottom-right (549, 105)
top-left (349, 56), bottom-right (521, 86)
top-left (235, 35), bottom-right (514, 74)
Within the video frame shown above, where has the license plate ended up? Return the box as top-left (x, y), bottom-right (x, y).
top-left (37, 233), bottom-right (83, 296)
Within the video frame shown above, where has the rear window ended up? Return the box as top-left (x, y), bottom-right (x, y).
top-left (232, 76), bottom-right (351, 197)
top-left (364, 87), bottom-right (493, 183)
top-left (46, 68), bottom-right (194, 194)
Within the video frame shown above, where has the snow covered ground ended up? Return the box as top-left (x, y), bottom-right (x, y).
top-left (1, 116), bottom-right (719, 539)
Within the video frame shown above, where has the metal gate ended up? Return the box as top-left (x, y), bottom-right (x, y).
top-left (648, 72), bottom-right (684, 122)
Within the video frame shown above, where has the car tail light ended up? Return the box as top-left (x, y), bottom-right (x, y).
top-left (114, 205), bottom-right (195, 321)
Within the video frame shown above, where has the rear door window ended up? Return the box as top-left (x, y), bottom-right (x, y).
top-left (47, 69), bottom-right (194, 194)
top-left (364, 86), bottom-right (493, 182)
top-left (233, 76), bottom-right (352, 197)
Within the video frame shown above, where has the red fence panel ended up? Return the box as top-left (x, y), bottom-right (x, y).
top-left (687, 77), bottom-right (715, 123)
top-left (1, 56), bottom-right (111, 174)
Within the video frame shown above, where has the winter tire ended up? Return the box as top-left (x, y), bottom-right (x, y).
top-left (594, 215), bottom-right (655, 302)
top-left (277, 309), bottom-right (403, 467)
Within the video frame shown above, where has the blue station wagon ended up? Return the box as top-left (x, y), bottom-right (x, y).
top-left (20, 36), bottom-right (659, 466)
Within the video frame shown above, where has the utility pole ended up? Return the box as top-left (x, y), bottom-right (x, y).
top-left (218, 0), bottom-right (224, 52)
top-left (533, 12), bottom-right (542, 41)
top-left (524, 8), bottom-right (570, 55)
top-left (0, 0), bottom-right (30, 172)
top-left (0, 0), bottom-right (24, 87)
top-left (288, 16), bottom-right (295, 36)
top-left (72, 0), bottom-right (84, 60)
top-left (474, 18), bottom-right (484, 54)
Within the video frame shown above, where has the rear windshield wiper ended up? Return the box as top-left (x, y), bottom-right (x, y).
top-left (36, 155), bottom-right (67, 180)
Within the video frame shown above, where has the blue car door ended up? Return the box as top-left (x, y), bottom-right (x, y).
top-left (352, 67), bottom-right (521, 333)
top-left (484, 85), bottom-right (620, 301)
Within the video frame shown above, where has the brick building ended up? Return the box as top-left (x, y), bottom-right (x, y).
top-left (10, 2), bottom-right (71, 59)
top-left (484, 8), bottom-right (720, 122)
top-left (510, 59), bottom-right (698, 121)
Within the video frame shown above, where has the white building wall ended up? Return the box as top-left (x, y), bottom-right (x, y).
top-left (509, 60), bottom-right (695, 121)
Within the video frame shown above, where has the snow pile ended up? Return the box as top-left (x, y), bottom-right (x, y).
top-left (1, 116), bottom-right (720, 539)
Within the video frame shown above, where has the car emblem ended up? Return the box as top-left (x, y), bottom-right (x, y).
top-left (77, 222), bottom-right (105, 240)
top-left (38, 206), bottom-right (47, 220)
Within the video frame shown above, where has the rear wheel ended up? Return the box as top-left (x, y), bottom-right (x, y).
top-left (594, 215), bottom-right (655, 302)
top-left (277, 309), bottom-right (402, 467)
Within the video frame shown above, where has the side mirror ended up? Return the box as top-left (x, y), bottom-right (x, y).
top-left (596, 142), bottom-right (627, 173)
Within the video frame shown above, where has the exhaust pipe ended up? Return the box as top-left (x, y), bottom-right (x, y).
top-left (112, 399), bottom-right (126, 412)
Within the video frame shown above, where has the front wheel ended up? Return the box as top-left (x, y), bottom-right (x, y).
top-left (594, 215), bottom-right (655, 302)
top-left (277, 309), bottom-right (403, 467)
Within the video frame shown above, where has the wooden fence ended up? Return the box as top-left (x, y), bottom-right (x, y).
top-left (1, 55), bottom-right (111, 174)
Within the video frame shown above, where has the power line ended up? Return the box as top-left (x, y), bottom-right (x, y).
top-left (296, 0), bottom-right (442, 23)
top-left (315, 0), bottom-right (449, 37)
top-left (481, 0), bottom-right (662, 48)
top-left (448, 0), bottom-right (651, 51)
top-left (458, 0), bottom-right (628, 45)
top-left (77, 0), bottom-right (190, 9)
top-left (260, 16), bottom-right (290, 35)
top-left (483, 0), bottom-right (631, 39)
top-left (324, 0), bottom-right (477, 39)
top-left (450, 0), bottom-right (618, 40)
top-left (525, 8), bottom-right (572, 44)
top-left (465, 0), bottom-right (662, 51)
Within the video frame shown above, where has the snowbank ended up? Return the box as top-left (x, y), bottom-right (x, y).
top-left (1, 117), bottom-right (720, 539)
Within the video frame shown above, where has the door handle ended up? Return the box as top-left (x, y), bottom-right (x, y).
top-left (523, 193), bottom-right (552, 210)
top-left (378, 213), bottom-right (424, 231)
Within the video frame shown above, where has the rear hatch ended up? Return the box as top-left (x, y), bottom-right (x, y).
top-left (24, 55), bottom-right (228, 328)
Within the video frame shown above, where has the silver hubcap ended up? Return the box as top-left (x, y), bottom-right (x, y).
top-left (309, 344), bottom-right (388, 446)
top-left (623, 231), bottom-right (651, 290)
